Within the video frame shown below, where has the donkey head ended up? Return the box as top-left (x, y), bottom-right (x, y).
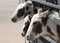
top-left (26, 9), bottom-right (50, 41)
top-left (11, 1), bottom-right (33, 22)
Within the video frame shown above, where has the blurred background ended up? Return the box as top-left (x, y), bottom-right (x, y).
top-left (0, 0), bottom-right (25, 43)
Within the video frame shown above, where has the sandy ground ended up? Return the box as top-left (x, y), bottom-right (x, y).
top-left (0, 0), bottom-right (25, 43)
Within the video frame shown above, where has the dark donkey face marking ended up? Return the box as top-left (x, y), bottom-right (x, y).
top-left (41, 16), bottom-right (49, 26)
top-left (26, 6), bottom-right (29, 10)
top-left (33, 8), bottom-right (38, 14)
top-left (17, 8), bottom-right (25, 18)
top-left (11, 1), bottom-right (33, 22)
top-left (41, 12), bottom-right (51, 26)
top-left (24, 21), bottom-right (30, 33)
top-left (17, 5), bottom-right (32, 18)
top-left (21, 15), bottom-right (32, 37)
top-left (21, 21), bottom-right (30, 37)
top-left (32, 21), bottom-right (42, 35)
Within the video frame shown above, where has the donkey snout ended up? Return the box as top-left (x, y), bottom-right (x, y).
top-left (26, 35), bottom-right (31, 40)
top-left (21, 32), bottom-right (26, 37)
top-left (11, 18), bottom-right (17, 22)
top-left (26, 35), bottom-right (34, 41)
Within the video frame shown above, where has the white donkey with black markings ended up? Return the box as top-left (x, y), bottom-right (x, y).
top-left (11, 0), bottom-right (38, 37)
top-left (26, 8), bottom-right (60, 43)
top-left (20, 0), bottom-right (59, 37)
top-left (11, 1), bottom-right (34, 22)
top-left (26, 8), bottom-right (50, 40)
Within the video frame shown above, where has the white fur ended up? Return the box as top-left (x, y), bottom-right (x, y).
top-left (24, 15), bottom-right (30, 23)
top-left (47, 11), bottom-right (60, 40)
top-left (49, 11), bottom-right (60, 25)
top-left (22, 15), bottom-right (30, 32)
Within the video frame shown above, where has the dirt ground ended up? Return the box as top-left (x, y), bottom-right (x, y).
top-left (0, 0), bottom-right (25, 43)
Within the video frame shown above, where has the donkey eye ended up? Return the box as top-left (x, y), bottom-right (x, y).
top-left (17, 8), bottom-right (25, 18)
top-left (33, 22), bottom-right (37, 25)
top-left (33, 8), bottom-right (38, 14)
top-left (25, 21), bottom-right (29, 25)
top-left (26, 6), bottom-right (29, 10)
top-left (25, 22), bottom-right (27, 25)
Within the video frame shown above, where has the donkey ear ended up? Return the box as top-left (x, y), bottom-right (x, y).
top-left (42, 10), bottom-right (49, 17)
top-left (27, 1), bottom-right (32, 5)
top-left (38, 8), bottom-right (43, 13)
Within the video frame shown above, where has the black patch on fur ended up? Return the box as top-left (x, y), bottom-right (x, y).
top-left (17, 8), bottom-right (25, 18)
top-left (32, 21), bottom-right (42, 34)
top-left (22, 16), bottom-right (31, 36)
top-left (57, 25), bottom-right (60, 38)
top-left (23, 21), bottom-right (30, 33)
top-left (41, 12), bottom-right (51, 26)
top-left (29, 15), bottom-right (32, 21)
top-left (41, 16), bottom-right (49, 26)
top-left (47, 26), bottom-right (55, 36)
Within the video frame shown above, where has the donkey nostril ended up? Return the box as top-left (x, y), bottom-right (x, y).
top-left (27, 36), bottom-right (30, 40)
top-left (27, 36), bottom-right (29, 38)
top-left (27, 35), bottom-right (32, 40)
top-left (26, 35), bottom-right (34, 41)
top-left (11, 18), bottom-right (17, 22)
top-left (27, 38), bottom-right (30, 40)
top-left (21, 32), bottom-right (25, 37)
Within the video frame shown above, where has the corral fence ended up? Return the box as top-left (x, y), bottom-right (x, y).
top-left (19, 0), bottom-right (60, 43)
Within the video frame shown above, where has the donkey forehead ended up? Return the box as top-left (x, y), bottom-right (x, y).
top-left (17, 1), bottom-right (33, 10)
top-left (16, 3), bottom-right (27, 10)
top-left (31, 14), bottom-right (42, 23)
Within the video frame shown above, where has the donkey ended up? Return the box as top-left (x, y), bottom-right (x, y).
top-left (11, 0), bottom-right (39, 37)
top-left (25, 8), bottom-right (50, 40)
top-left (11, 1), bottom-right (34, 22)
top-left (21, 0), bottom-right (59, 37)
top-left (26, 8), bottom-right (60, 43)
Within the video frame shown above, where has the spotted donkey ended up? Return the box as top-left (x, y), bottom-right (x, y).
top-left (26, 7), bottom-right (60, 43)
top-left (21, 0), bottom-right (59, 37)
